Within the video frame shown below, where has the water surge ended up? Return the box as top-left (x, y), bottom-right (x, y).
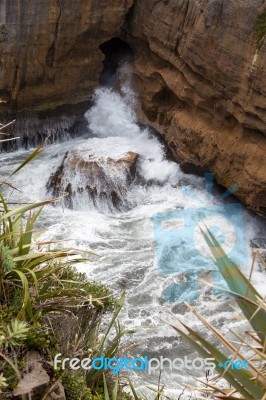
top-left (1, 86), bottom-right (265, 398)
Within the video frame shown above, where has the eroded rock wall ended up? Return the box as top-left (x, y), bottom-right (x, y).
top-left (122, 0), bottom-right (266, 215)
top-left (0, 0), bottom-right (133, 110)
top-left (0, 0), bottom-right (265, 214)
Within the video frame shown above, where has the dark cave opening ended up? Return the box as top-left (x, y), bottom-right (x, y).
top-left (99, 37), bottom-right (134, 86)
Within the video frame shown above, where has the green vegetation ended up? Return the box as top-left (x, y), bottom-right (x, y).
top-left (62, 373), bottom-right (92, 400)
top-left (255, 10), bottom-right (266, 49)
top-left (0, 136), bottom-right (168, 400)
top-left (0, 145), bottom-right (133, 399)
top-left (168, 229), bottom-right (266, 399)
top-left (3, 131), bottom-right (265, 400)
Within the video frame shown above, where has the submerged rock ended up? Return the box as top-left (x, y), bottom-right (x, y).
top-left (46, 148), bottom-right (138, 212)
top-left (0, 0), bottom-right (265, 215)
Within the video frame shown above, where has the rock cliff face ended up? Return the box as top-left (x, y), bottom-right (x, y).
top-left (122, 0), bottom-right (266, 215)
top-left (0, 0), bottom-right (133, 109)
top-left (0, 0), bottom-right (265, 215)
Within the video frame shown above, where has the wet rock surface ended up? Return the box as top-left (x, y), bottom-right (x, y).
top-left (122, 0), bottom-right (266, 216)
top-left (0, 0), bottom-right (133, 110)
top-left (0, 0), bottom-right (265, 215)
top-left (46, 148), bottom-right (138, 212)
top-left (12, 351), bottom-right (65, 400)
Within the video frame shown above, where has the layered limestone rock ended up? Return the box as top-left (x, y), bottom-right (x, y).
top-left (0, 0), bottom-right (133, 110)
top-left (0, 0), bottom-right (266, 215)
top-left (46, 148), bottom-right (138, 211)
top-left (122, 0), bottom-right (266, 216)
top-left (0, 0), bottom-right (134, 146)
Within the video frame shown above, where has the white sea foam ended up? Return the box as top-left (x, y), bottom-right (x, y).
top-left (85, 87), bottom-right (180, 184)
top-left (1, 85), bottom-right (265, 397)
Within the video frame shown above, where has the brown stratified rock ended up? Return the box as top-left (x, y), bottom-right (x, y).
top-left (0, 0), bottom-right (266, 215)
top-left (0, 0), bottom-right (133, 148)
top-left (46, 148), bottom-right (138, 211)
top-left (0, 0), bottom-right (133, 110)
top-left (12, 351), bottom-right (65, 400)
top-left (122, 0), bottom-right (266, 216)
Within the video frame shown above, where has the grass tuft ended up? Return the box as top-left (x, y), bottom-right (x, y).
top-left (0, 145), bottom-right (134, 398)
top-left (255, 9), bottom-right (266, 49)
top-left (167, 229), bottom-right (266, 399)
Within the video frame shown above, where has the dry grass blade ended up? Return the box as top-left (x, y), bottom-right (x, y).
top-left (0, 120), bottom-right (16, 131)
top-left (0, 137), bottom-right (20, 143)
top-left (164, 230), bottom-right (266, 399)
top-left (184, 303), bottom-right (266, 384)
top-left (0, 133), bottom-right (130, 398)
top-left (230, 330), bottom-right (266, 362)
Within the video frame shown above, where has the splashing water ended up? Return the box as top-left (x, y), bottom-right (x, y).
top-left (1, 86), bottom-right (265, 398)
top-left (86, 87), bottom-right (180, 184)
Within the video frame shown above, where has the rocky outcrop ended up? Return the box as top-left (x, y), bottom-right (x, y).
top-left (0, 0), bottom-right (134, 146)
top-left (0, 0), bottom-right (133, 110)
top-left (0, 0), bottom-right (266, 215)
top-left (46, 148), bottom-right (138, 211)
top-left (12, 351), bottom-right (65, 400)
top-left (122, 0), bottom-right (266, 216)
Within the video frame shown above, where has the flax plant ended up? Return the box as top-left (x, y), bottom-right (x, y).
top-left (167, 230), bottom-right (266, 399)
top-left (0, 146), bottom-right (104, 321)
top-left (0, 145), bottom-right (120, 396)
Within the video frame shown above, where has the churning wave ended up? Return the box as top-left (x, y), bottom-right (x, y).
top-left (1, 85), bottom-right (265, 399)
